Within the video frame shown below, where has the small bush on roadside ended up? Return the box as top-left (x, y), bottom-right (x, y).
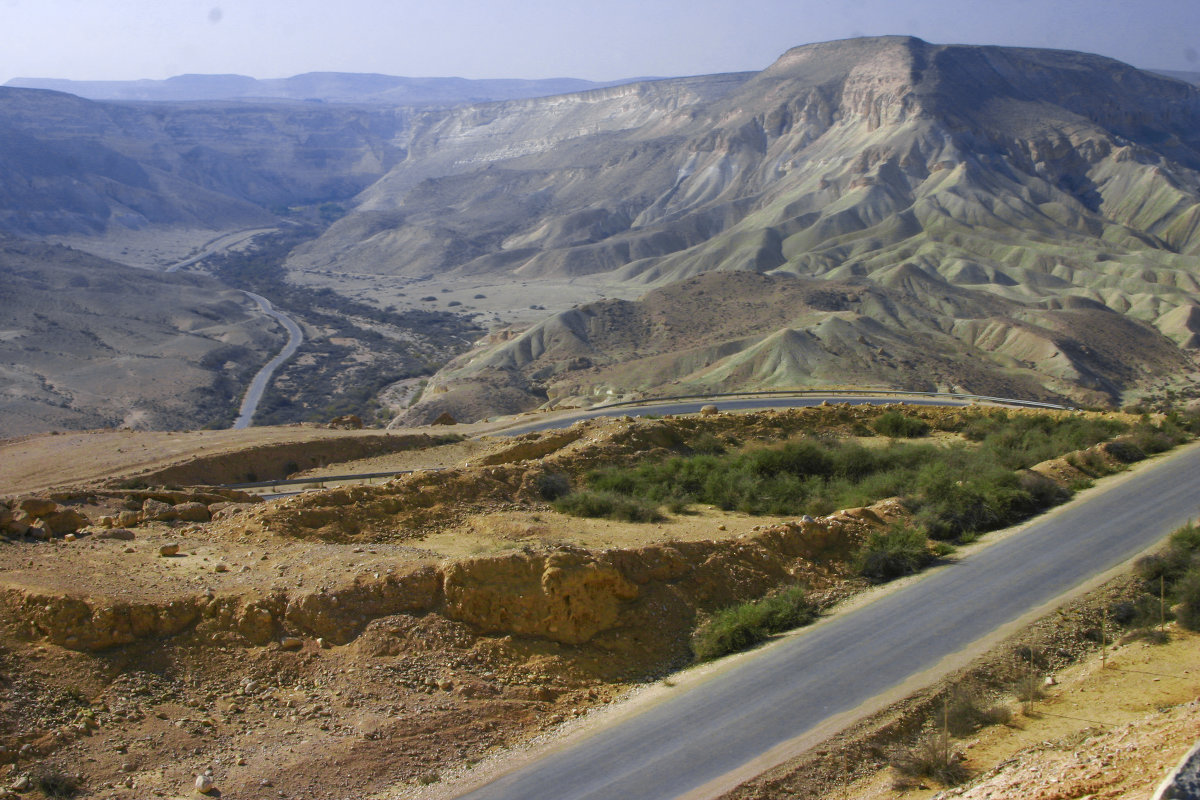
top-left (873, 411), bottom-right (930, 438)
top-left (553, 491), bottom-right (664, 522)
top-left (889, 733), bottom-right (968, 786)
top-left (691, 586), bottom-right (817, 662)
top-left (944, 686), bottom-right (1012, 737)
top-left (856, 525), bottom-right (935, 581)
top-left (1174, 569), bottom-right (1200, 630)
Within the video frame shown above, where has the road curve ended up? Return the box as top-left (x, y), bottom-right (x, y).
top-left (233, 291), bottom-right (303, 429)
top-left (455, 442), bottom-right (1200, 800)
top-left (497, 396), bottom-right (964, 436)
top-left (164, 228), bottom-right (278, 273)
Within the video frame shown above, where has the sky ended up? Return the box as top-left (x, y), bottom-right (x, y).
top-left (2, 0), bottom-right (1198, 84)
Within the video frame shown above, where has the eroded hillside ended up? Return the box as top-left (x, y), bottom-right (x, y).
top-left (275, 37), bottom-right (1200, 422)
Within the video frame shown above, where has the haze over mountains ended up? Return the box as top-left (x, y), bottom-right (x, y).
top-left (3, 36), bottom-right (1200, 434)
top-left (4, 73), bottom-right (646, 105)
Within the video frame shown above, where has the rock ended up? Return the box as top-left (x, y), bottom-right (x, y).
top-left (431, 412), bottom-right (458, 426)
top-left (116, 510), bottom-right (141, 528)
top-left (279, 636), bottom-right (303, 651)
top-left (63, 533), bottom-right (77, 542)
top-left (699, 404), bottom-right (719, 416)
top-left (17, 497), bottom-right (58, 517)
top-left (328, 414), bottom-right (364, 430)
top-left (173, 502), bottom-right (211, 523)
top-left (96, 528), bottom-right (136, 541)
top-left (142, 499), bottom-right (177, 522)
top-left (194, 773), bottom-right (215, 794)
top-left (27, 526), bottom-right (50, 541)
top-left (11, 775), bottom-right (32, 791)
top-left (41, 509), bottom-right (89, 535)
top-left (213, 562), bottom-right (229, 573)
top-left (159, 543), bottom-right (181, 557)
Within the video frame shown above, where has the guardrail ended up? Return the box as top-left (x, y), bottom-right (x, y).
top-left (535, 388), bottom-right (1071, 416)
top-left (222, 390), bottom-right (1069, 493)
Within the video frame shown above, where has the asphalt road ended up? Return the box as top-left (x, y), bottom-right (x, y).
top-left (233, 291), bottom-right (304, 429)
top-left (456, 442), bottom-right (1200, 800)
top-left (497, 396), bottom-right (966, 435)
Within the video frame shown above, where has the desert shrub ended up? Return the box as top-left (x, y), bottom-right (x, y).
top-left (1175, 569), bottom-right (1200, 631)
top-left (689, 432), bottom-right (727, 455)
top-left (532, 472), bottom-right (571, 501)
top-left (553, 490), bottom-right (664, 522)
top-left (889, 733), bottom-right (969, 786)
top-left (856, 525), bottom-right (935, 581)
top-left (872, 411), bottom-right (930, 438)
top-left (1102, 439), bottom-right (1146, 463)
top-left (944, 687), bottom-right (1012, 737)
top-left (691, 586), bottom-right (816, 662)
top-left (34, 768), bottom-right (80, 799)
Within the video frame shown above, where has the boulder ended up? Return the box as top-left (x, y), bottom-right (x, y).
top-left (699, 404), bottom-right (719, 416)
top-left (431, 412), bottom-right (458, 426)
top-left (95, 528), bottom-right (136, 541)
top-left (116, 510), bottom-right (141, 528)
top-left (328, 414), bottom-right (364, 430)
top-left (17, 497), bottom-right (58, 518)
top-left (142, 499), bottom-right (177, 522)
top-left (173, 502), bottom-right (211, 523)
top-left (40, 509), bottom-right (89, 535)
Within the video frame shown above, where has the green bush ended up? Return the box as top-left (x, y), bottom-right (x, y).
top-left (691, 586), bottom-right (816, 662)
top-left (872, 411), bottom-right (930, 438)
top-left (553, 490), bottom-right (664, 522)
top-left (856, 525), bottom-right (935, 581)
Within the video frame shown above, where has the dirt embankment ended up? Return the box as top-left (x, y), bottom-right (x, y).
top-left (126, 433), bottom-right (460, 487)
top-left (0, 506), bottom-right (883, 665)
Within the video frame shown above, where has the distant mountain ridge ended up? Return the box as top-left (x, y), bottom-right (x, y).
top-left (4, 72), bottom-right (650, 105)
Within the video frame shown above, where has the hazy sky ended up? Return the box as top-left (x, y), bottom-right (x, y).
top-left (3, 0), bottom-right (1198, 83)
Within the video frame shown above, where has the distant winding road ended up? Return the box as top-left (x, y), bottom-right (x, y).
top-left (233, 291), bottom-right (303, 429)
top-left (454, 442), bottom-right (1200, 800)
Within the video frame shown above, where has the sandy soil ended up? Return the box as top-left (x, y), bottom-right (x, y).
top-left (0, 425), bottom-right (495, 495)
top-left (841, 628), bottom-right (1200, 800)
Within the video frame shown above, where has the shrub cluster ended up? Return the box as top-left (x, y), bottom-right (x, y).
top-left (856, 524), bottom-right (936, 581)
top-left (872, 411), bottom-right (930, 438)
top-left (552, 490), bottom-right (664, 522)
top-left (691, 586), bottom-right (817, 662)
top-left (1133, 522), bottom-right (1200, 632)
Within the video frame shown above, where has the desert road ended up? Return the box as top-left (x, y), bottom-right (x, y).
top-left (233, 291), bottom-right (304, 429)
top-left (455, 441), bottom-right (1200, 800)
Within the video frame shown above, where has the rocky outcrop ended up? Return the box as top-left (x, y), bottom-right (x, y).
top-left (0, 505), bottom-right (883, 654)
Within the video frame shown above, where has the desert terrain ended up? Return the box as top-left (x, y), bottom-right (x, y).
top-left (2, 403), bottom-right (1198, 799)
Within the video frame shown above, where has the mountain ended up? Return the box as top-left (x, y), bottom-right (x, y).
top-left (272, 37), bottom-right (1200, 420)
top-left (5, 37), bottom-right (1200, 430)
top-left (0, 240), bottom-right (283, 435)
top-left (0, 87), bottom-right (416, 237)
top-left (5, 73), bottom-right (647, 105)
top-left (402, 270), bottom-right (1188, 423)
top-left (1153, 69), bottom-right (1200, 86)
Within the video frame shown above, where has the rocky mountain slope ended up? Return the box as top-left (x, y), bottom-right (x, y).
top-left (0, 240), bottom-right (284, 434)
top-left (0, 87), bottom-right (418, 237)
top-left (407, 271), bottom-right (1189, 422)
top-left (303, 36), bottom-right (1200, 421)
